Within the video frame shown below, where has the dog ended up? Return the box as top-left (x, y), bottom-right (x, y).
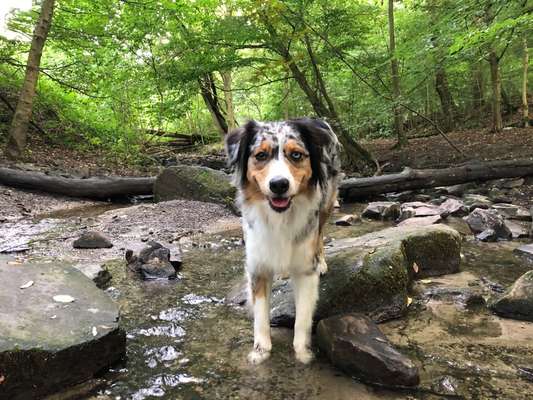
top-left (225, 117), bottom-right (341, 364)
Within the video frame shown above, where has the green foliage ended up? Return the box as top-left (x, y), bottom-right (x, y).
top-left (1, 0), bottom-right (531, 159)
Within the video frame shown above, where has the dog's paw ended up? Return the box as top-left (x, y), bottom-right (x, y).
top-left (248, 347), bottom-right (271, 365)
top-left (316, 257), bottom-right (328, 275)
top-left (295, 347), bottom-right (314, 365)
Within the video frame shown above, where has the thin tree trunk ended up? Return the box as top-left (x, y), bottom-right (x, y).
top-left (471, 62), bottom-right (485, 116)
top-left (221, 70), bottom-right (236, 130)
top-left (5, 0), bottom-right (55, 159)
top-left (198, 74), bottom-right (228, 136)
top-left (263, 21), bottom-right (375, 170)
top-left (522, 36), bottom-right (530, 128)
top-left (488, 49), bottom-right (503, 132)
top-left (435, 66), bottom-right (456, 132)
top-left (388, 0), bottom-right (406, 147)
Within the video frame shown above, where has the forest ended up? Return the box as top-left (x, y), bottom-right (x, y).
top-left (2, 1), bottom-right (533, 400)
top-left (0, 0), bottom-right (531, 171)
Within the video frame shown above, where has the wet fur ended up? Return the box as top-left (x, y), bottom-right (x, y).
top-left (225, 118), bottom-right (341, 364)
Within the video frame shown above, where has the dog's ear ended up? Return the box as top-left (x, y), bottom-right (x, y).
top-left (289, 117), bottom-right (340, 187)
top-left (224, 121), bottom-right (259, 185)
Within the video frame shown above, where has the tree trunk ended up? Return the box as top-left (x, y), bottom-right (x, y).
top-left (435, 67), bottom-right (456, 132)
top-left (488, 49), bottom-right (503, 132)
top-left (522, 36), bottom-right (530, 128)
top-left (221, 70), bottom-right (236, 130)
top-left (263, 20), bottom-right (375, 170)
top-left (198, 74), bottom-right (228, 136)
top-left (388, 0), bottom-right (406, 147)
top-left (0, 167), bottom-right (155, 200)
top-left (339, 159), bottom-right (533, 200)
top-left (5, 0), bottom-right (55, 159)
top-left (471, 62), bottom-right (485, 116)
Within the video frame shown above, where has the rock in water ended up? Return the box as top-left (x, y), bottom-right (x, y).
top-left (0, 262), bottom-right (125, 400)
top-left (316, 314), bottom-right (419, 387)
top-left (335, 214), bottom-right (359, 226)
top-left (514, 244), bottom-right (533, 261)
top-left (490, 270), bottom-right (533, 321)
top-left (73, 231), bottom-right (113, 249)
top-left (73, 263), bottom-right (112, 289)
top-left (397, 215), bottom-right (441, 227)
top-left (267, 224), bottom-right (461, 326)
top-left (153, 165), bottom-right (235, 208)
top-left (464, 208), bottom-right (512, 240)
top-left (361, 202), bottom-right (400, 220)
top-left (126, 241), bottom-right (180, 280)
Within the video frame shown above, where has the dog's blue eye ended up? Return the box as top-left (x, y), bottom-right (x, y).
top-left (290, 151), bottom-right (303, 161)
top-left (255, 151), bottom-right (268, 161)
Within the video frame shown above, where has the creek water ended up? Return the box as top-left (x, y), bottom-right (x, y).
top-left (3, 201), bottom-right (533, 399)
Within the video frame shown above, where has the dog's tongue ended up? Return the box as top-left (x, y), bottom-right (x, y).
top-left (271, 197), bottom-right (290, 208)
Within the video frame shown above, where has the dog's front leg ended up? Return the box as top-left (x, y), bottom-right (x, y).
top-left (291, 271), bottom-right (319, 364)
top-left (248, 272), bottom-right (273, 364)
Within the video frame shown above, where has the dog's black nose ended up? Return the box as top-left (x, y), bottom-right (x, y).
top-left (269, 177), bottom-right (289, 195)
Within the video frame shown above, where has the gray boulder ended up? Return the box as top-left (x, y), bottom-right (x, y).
top-left (73, 231), bottom-right (113, 249)
top-left (464, 208), bottom-right (512, 241)
top-left (490, 270), bottom-right (533, 321)
top-left (362, 201), bottom-right (400, 220)
top-left (316, 314), bottom-right (419, 387)
top-left (0, 262), bottom-right (125, 400)
top-left (154, 165), bottom-right (235, 208)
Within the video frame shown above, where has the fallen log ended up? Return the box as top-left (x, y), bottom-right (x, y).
top-left (2, 158), bottom-right (533, 202)
top-left (0, 167), bottom-right (156, 200)
top-left (339, 158), bottom-right (533, 200)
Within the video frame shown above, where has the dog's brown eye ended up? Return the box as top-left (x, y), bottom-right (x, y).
top-left (255, 151), bottom-right (268, 161)
top-left (290, 151), bottom-right (303, 161)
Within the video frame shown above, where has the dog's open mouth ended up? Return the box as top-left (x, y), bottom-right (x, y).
top-left (269, 196), bottom-right (292, 212)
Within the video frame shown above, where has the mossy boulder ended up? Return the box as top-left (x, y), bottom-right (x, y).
top-left (269, 224), bottom-right (461, 327)
top-left (154, 165), bottom-right (235, 208)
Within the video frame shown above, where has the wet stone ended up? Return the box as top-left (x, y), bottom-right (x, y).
top-left (492, 203), bottom-right (532, 221)
top-left (504, 220), bottom-right (530, 239)
top-left (126, 241), bottom-right (180, 280)
top-left (316, 313), bottom-right (419, 388)
top-left (439, 198), bottom-right (468, 217)
top-left (397, 215), bottom-right (441, 227)
top-left (514, 244), bottom-right (533, 262)
top-left (73, 263), bottom-right (112, 289)
top-left (431, 375), bottom-right (460, 396)
top-left (463, 194), bottom-right (492, 211)
top-left (334, 214), bottom-right (359, 226)
top-left (73, 231), bottom-right (113, 249)
top-left (361, 201), bottom-right (400, 220)
top-left (490, 270), bottom-right (533, 321)
top-left (464, 208), bottom-right (512, 241)
top-left (0, 261), bottom-right (125, 400)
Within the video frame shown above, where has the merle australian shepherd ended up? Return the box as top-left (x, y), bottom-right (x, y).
top-left (225, 117), bottom-right (341, 364)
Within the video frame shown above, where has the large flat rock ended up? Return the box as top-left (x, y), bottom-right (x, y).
top-left (0, 262), bottom-right (125, 400)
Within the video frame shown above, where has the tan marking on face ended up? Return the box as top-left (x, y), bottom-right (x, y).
top-left (283, 140), bottom-right (312, 195)
top-left (244, 140), bottom-right (272, 201)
